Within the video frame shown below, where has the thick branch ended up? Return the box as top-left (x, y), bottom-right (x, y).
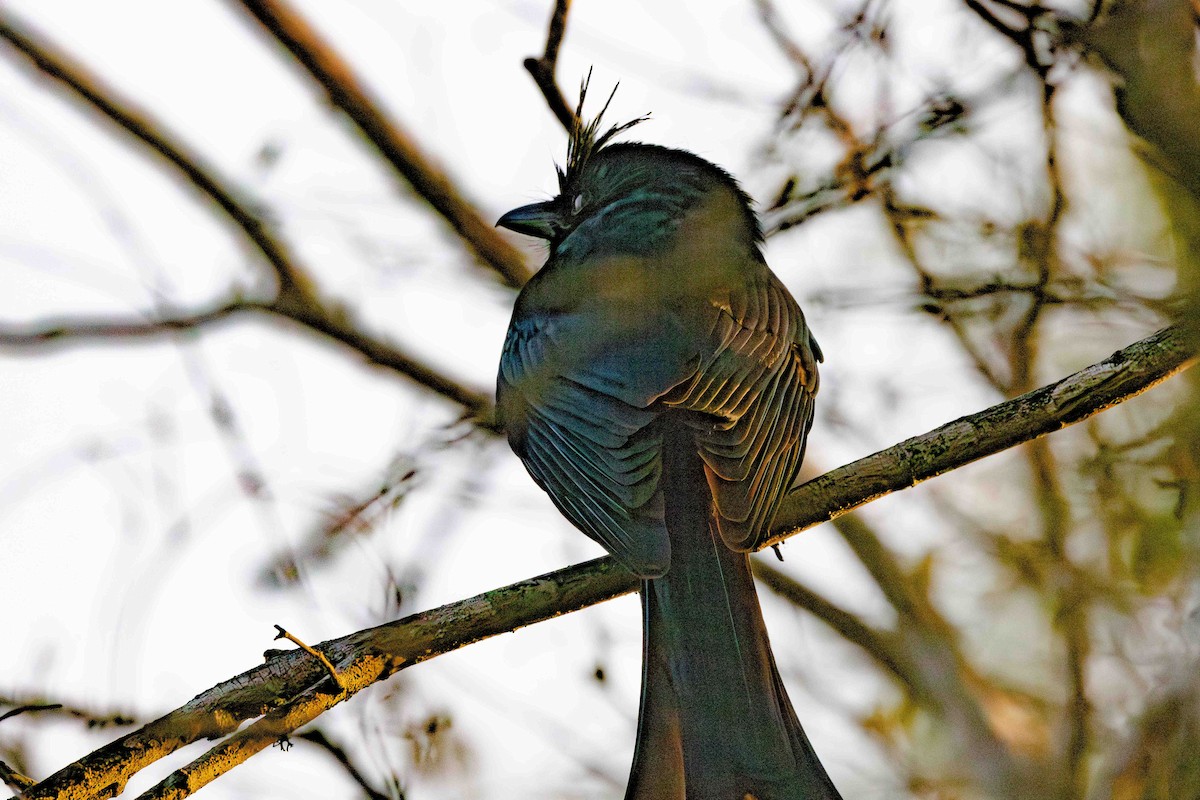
top-left (767, 324), bottom-right (1196, 543)
top-left (1, 762), bottom-right (34, 793)
top-left (231, 0), bottom-right (532, 288)
top-left (21, 558), bottom-right (636, 800)
top-left (19, 324), bottom-right (1194, 799)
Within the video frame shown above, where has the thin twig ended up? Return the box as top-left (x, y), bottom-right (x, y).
top-left (0, 703), bottom-right (62, 725)
top-left (296, 730), bottom-right (392, 800)
top-left (962, 0), bottom-right (1042, 73)
top-left (0, 694), bottom-right (139, 729)
top-left (879, 185), bottom-right (1011, 391)
top-left (0, 15), bottom-right (320, 300)
top-left (752, 0), bottom-right (815, 78)
top-left (0, 300), bottom-right (259, 349)
top-left (522, 0), bottom-right (576, 131)
top-left (273, 625), bottom-right (344, 691)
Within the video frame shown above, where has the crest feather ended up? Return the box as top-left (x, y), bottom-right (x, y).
top-left (558, 71), bottom-right (649, 192)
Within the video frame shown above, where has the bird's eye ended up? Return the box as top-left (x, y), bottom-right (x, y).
top-left (572, 194), bottom-right (585, 214)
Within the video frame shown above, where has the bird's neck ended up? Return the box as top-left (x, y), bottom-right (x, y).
top-left (523, 187), bottom-right (764, 315)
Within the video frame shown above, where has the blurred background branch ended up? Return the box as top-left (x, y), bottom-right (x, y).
top-left (231, 0), bottom-right (532, 289)
top-left (522, 0), bottom-right (576, 132)
top-left (0, 8), bottom-right (497, 420)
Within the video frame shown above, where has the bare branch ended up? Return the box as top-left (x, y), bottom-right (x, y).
top-left (19, 558), bottom-right (635, 800)
top-left (0, 300), bottom-right (259, 350)
top-left (273, 302), bottom-right (496, 425)
top-left (231, 0), bottom-right (533, 288)
top-left (0, 760), bottom-right (34, 793)
top-left (758, 553), bottom-right (1023, 793)
top-left (752, 558), bottom-right (914, 686)
top-left (0, 10), bottom-right (496, 422)
top-left (522, 0), bottom-right (577, 132)
top-left (0, 696), bottom-right (137, 729)
top-left (296, 730), bottom-right (392, 800)
top-left (825, 511), bottom-right (1024, 794)
top-left (0, 14), bottom-right (318, 305)
top-left (260, 455), bottom-right (419, 584)
top-left (752, 0), bottom-right (815, 78)
top-left (961, 0), bottom-right (1043, 74)
top-left (763, 146), bottom-right (894, 235)
top-left (0, 704), bottom-right (62, 726)
top-left (767, 324), bottom-right (1196, 542)
top-left (18, 323), bottom-right (1194, 798)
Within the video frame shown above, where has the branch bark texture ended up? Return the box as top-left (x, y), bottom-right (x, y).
top-left (768, 325), bottom-right (1196, 543)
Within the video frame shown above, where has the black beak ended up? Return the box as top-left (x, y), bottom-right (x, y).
top-left (497, 200), bottom-right (561, 240)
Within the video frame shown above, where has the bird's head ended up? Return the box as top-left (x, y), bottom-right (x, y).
top-left (498, 82), bottom-right (760, 258)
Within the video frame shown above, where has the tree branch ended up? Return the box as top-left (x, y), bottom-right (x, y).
top-left (0, 10), bottom-right (496, 422)
top-left (752, 559), bottom-right (914, 687)
top-left (0, 300), bottom-right (260, 350)
top-left (961, 0), bottom-right (1043, 74)
top-left (18, 323), bottom-right (1194, 799)
top-left (0, 761), bottom-right (34, 794)
top-left (19, 558), bottom-right (635, 800)
top-left (295, 730), bottom-right (391, 800)
top-left (230, 0), bottom-right (532, 288)
top-left (767, 324), bottom-right (1196, 543)
top-left (823, 511), bottom-right (1023, 794)
top-left (522, 0), bottom-right (576, 132)
top-left (0, 15), bottom-right (319, 305)
top-left (0, 695), bottom-right (137, 729)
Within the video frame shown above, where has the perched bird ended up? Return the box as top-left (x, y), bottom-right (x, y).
top-left (497, 91), bottom-right (841, 800)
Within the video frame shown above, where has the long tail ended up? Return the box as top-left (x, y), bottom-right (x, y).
top-left (624, 432), bottom-right (843, 800)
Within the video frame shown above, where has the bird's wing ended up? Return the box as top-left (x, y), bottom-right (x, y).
top-left (662, 271), bottom-right (821, 551)
top-left (499, 270), bottom-right (819, 568)
top-left (499, 310), bottom-right (700, 577)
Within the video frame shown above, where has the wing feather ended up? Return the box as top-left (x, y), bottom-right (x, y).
top-left (666, 274), bottom-right (820, 551)
top-left (500, 314), bottom-right (674, 575)
top-left (499, 263), bottom-right (820, 570)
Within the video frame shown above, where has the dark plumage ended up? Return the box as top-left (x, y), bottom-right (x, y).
top-left (498, 90), bottom-right (840, 800)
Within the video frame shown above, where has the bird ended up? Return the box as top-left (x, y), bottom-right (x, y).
top-left (496, 87), bottom-right (842, 800)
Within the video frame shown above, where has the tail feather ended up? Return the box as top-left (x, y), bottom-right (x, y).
top-left (624, 580), bottom-right (685, 800)
top-left (625, 430), bottom-right (842, 800)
